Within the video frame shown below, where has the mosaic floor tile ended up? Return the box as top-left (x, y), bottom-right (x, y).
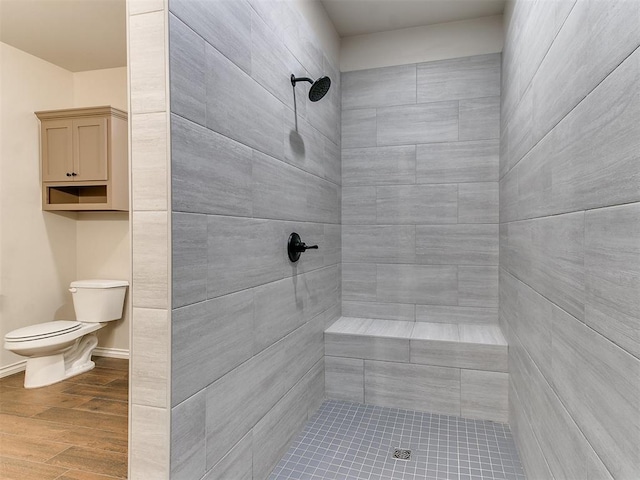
top-left (269, 400), bottom-right (526, 480)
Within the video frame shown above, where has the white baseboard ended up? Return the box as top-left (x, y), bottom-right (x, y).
top-left (93, 347), bottom-right (130, 360)
top-left (0, 360), bottom-right (26, 378)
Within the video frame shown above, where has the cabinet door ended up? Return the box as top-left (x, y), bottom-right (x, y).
top-left (41, 120), bottom-right (74, 182)
top-left (72, 117), bottom-right (108, 181)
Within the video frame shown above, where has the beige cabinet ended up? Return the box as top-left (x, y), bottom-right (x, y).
top-left (36, 106), bottom-right (128, 211)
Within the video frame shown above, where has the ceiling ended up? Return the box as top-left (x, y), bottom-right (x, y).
top-left (321, 0), bottom-right (506, 37)
top-left (0, 0), bottom-right (503, 71)
top-left (0, 0), bottom-right (126, 72)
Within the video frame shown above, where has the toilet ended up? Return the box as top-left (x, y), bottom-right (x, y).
top-left (4, 279), bottom-right (128, 388)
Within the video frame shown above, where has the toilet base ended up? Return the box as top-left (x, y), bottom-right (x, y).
top-left (23, 334), bottom-right (99, 389)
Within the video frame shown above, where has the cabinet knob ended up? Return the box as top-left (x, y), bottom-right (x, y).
top-left (66, 173), bottom-right (72, 176)
top-left (71, 172), bottom-right (77, 176)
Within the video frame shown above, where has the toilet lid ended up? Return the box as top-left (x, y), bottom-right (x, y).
top-left (5, 320), bottom-right (82, 341)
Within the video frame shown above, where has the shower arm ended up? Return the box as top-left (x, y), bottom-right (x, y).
top-left (291, 75), bottom-right (314, 87)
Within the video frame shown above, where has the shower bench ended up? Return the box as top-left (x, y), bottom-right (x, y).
top-left (324, 317), bottom-right (508, 423)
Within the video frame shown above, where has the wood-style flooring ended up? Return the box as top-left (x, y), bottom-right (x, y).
top-left (0, 357), bottom-right (128, 480)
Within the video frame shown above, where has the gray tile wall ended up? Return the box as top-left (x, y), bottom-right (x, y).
top-left (341, 54), bottom-right (500, 324)
top-left (501, 1), bottom-right (640, 478)
top-left (168, 1), bottom-right (340, 478)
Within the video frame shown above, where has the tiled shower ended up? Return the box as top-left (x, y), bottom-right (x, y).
top-left (126, 0), bottom-right (640, 478)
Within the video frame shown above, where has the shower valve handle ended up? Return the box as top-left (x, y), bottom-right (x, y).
top-left (288, 232), bottom-right (318, 262)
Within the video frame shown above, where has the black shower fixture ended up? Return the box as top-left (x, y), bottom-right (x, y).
top-left (288, 232), bottom-right (318, 262)
top-left (291, 74), bottom-right (331, 102)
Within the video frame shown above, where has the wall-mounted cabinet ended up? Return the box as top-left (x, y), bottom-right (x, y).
top-left (36, 106), bottom-right (128, 211)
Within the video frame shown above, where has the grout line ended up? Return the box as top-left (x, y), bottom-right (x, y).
top-left (500, 42), bottom-right (640, 182)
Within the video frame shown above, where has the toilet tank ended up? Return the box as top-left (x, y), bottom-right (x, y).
top-left (70, 280), bottom-right (129, 322)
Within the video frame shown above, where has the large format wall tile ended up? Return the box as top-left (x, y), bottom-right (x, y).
top-left (416, 140), bottom-right (499, 184)
top-left (203, 321), bottom-right (321, 469)
top-left (531, 0), bottom-right (640, 144)
top-left (458, 183), bottom-right (499, 224)
top-left (171, 391), bottom-right (206, 480)
top-left (253, 276), bottom-right (304, 354)
top-left (459, 97), bottom-right (500, 141)
top-left (342, 301), bottom-right (415, 322)
top-left (508, 385), bottom-right (553, 480)
top-left (172, 115), bottom-right (253, 216)
top-left (585, 204), bottom-right (640, 358)
top-left (342, 54), bottom-right (500, 323)
top-left (416, 305), bottom-right (497, 324)
top-left (325, 356), bottom-right (364, 403)
top-left (502, 5), bottom-right (640, 474)
top-left (205, 343), bottom-right (285, 469)
top-left (342, 64), bottom-right (416, 110)
top-left (551, 306), bottom-right (640, 479)
top-left (250, 10), bottom-right (303, 114)
top-left (343, 225), bottom-right (415, 264)
top-left (505, 213), bottom-right (585, 320)
top-left (509, 334), bottom-right (612, 480)
top-left (342, 187), bottom-right (376, 225)
top-left (343, 146), bottom-right (416, 186)
top-left (202, 434), bottom-right (252, 480)
top-left (325, 332), bottom-right (410, 363)
top-left (205, 44), bottom-right (284, 160)
top-left (377, 102), bottom-right (458, 146)
top-left (170, 3), bottom-right (340, 478)
top-left (172, 213), bottom-right (207, 308)
top-left (522, 47), bottom-right (640, 220)
top-left (364, 360), bottom-right (460, 415)
top-left (170, 0), bottom-right (251, 73)
top-left (376, 185), bottom-right (458, 225)
top-left (252, 365), bottom-right (315, 480)
top-left (415, 224), bottom-right (498, 265)
top-left (172, 290), bottom-right (254, 405)
top-left (377, 264), bottom-right (457, 305)
top-left (306, 175), bottom-right (340, 225)
top-left (206, 216), bottom-right (285, 298)
top-left (461, 370), bottom-right (508, 423)
top-left (252, 150), bottom-right (311, 222)
top-left (459, 266), bottom-right (498, 307)
top-left (508, 271), bottom-right (553, 381)
top-left (283, 114), bottom-right (327, 181)
top-left (279, 2), bottom-right (324, 80)
top-left (417, 54), bottom-right (501, 103)
top-left (342, 109), bottom-right (376, 148)
top-left (169, 14), bottom-right (206, 126)
top-left (342, 263), bottom-right (377, 302)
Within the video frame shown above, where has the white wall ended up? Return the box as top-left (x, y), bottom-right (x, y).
top-left (340, 15), bottom-right (503, 72)
top-left (73, 66), bottom-right (130, 354)
top-left (0, 44), bottom-right (130, 371)
top-left (76, 212), bottom-right (130, 352)
top-left (73, 67), bottom-right (128, 111)
top-left (0, 42), bottom-right (77, 371)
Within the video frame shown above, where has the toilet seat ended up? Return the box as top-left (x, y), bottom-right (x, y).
top-left (4, 321), bottom-right (102, 359)
top-left (5, 321), bottom-right (82, 342)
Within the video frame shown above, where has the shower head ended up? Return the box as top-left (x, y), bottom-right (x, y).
top-left (308, 76), bottom-right (331, 102)
top-left (291, 74), bottom-right (332, 102)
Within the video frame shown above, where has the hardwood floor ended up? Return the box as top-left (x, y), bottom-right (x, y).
top-left (0, 357), bottom-right (128, 479)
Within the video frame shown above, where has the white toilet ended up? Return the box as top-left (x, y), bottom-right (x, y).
top-left (4, 279), bottom-right (128, 388)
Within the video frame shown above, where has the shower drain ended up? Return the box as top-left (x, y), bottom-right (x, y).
top-left (392, 448), bottom-right (411, 461)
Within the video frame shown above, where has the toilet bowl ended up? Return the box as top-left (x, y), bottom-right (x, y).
top-left (3, 279), bottom-right (128, 388)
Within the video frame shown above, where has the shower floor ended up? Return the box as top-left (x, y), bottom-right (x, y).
top-left (269, 400), bottom-right (526, 480)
